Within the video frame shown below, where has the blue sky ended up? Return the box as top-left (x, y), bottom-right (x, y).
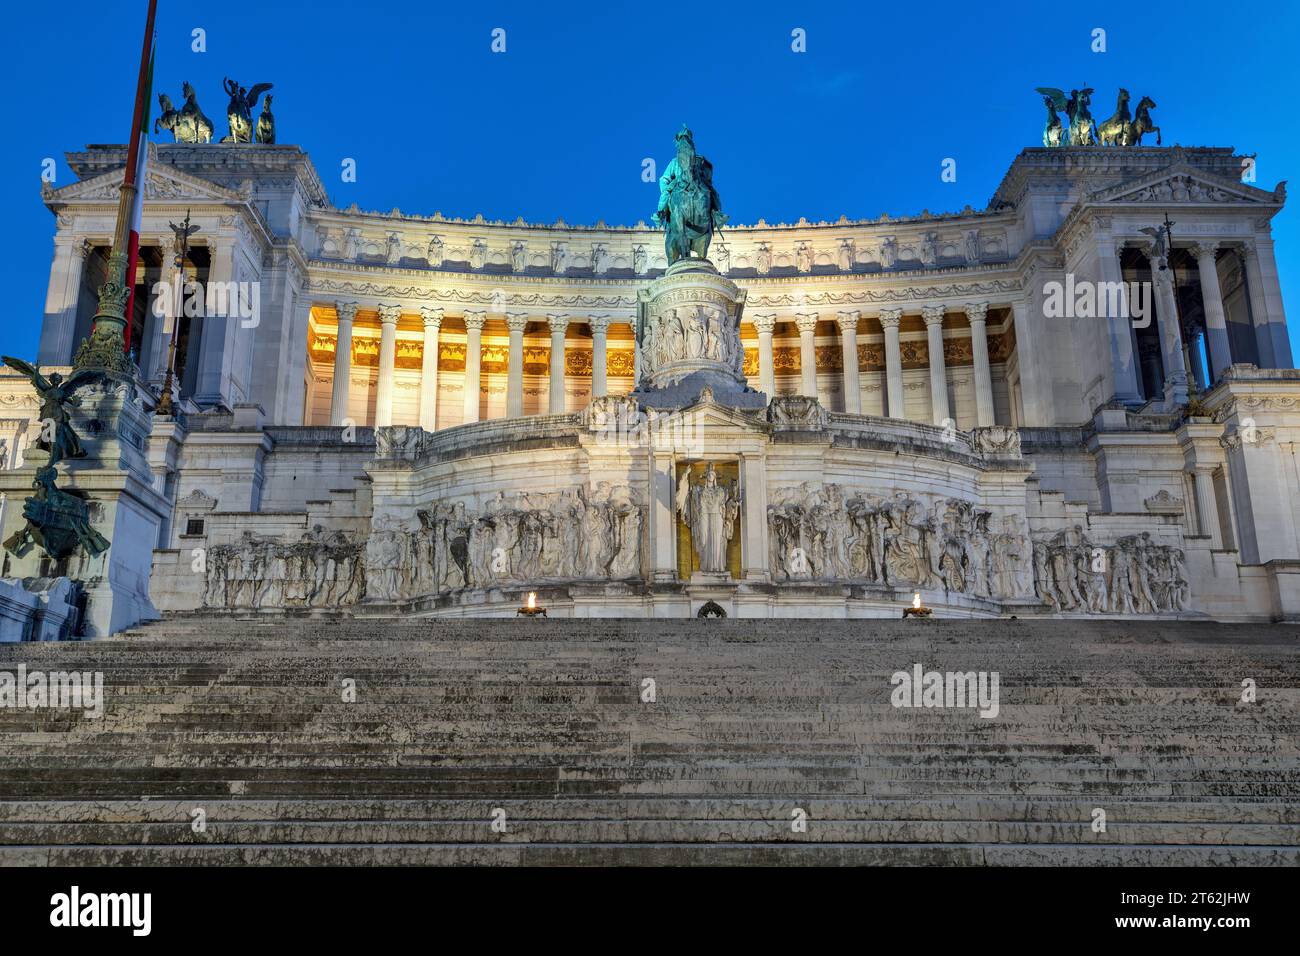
top-left (1, 0), bottom-right (1296, 361)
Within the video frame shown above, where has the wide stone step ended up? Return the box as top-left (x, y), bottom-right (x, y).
top-left (0, 778), bottom-right (1291, 800)
top-left (6, 797), bottom-right (1297, 824)
top-left (3, 842), bottom-right (1297, 866)
top-left (2, 614), bottom-right (1296, 865)
top-left (3, 818), bottom-right (1296, 847)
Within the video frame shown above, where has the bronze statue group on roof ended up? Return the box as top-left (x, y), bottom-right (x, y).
top-left (1036, 86), bottom-right (1160, 147)
top-left (155, 77), bottom-right (274, 144)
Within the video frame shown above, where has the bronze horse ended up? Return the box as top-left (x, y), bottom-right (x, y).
top-left (1041, 95), bottom-right (1064, 147)
top-left (1097, 88), bottom-right (1132, 146)
top-left (1098, 90), bottom-right (1161, 146)
top-left (1035, 86), bottom-right (1097, 146)
top-left (1130, 96), bottom-right (1161, 146)
top-left (155, 82), bottom-right (214, 144)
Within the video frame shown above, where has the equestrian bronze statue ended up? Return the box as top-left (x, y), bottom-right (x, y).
top-left (655, 125), bottom-right (727, 265)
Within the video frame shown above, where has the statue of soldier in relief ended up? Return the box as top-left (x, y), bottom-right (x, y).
top-left (676, 463), bottom-right (740, 573)
top-left (655, 125), bottom-right (727, 264)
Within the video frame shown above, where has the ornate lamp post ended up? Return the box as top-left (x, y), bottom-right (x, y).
top-left (156, 210), bottom-right (199, 418)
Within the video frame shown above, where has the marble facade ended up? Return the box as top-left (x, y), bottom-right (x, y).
top-left (4, 140), bottom-right (1298, 626)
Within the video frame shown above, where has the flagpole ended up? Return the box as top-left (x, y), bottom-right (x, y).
top-left (73, 0), bottom-right (158, 376)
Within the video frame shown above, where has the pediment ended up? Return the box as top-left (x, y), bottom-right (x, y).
top-left (1089, 163), bottom-right (1284, 207)
top-left (663, 395), bottom-right (767, 431)
top-left (43, 156), bottom-right (244, 208)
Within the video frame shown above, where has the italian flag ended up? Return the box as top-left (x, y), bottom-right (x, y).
top-left (121, 41), bottom-right (155, 353)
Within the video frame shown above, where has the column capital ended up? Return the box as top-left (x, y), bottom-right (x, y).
top-left (878, 308), bottom-right (903, 330)
top-left (463, 310), bottom-right (487, 331)
top-left (335, 301), bottom-right (358, 324)
top-left (419, 305), bottom-right (443, 328)
top-left (587, 314), bottom-right (611, 335)
top-left (751, 313), bottom-right (777, 335)
top-left (505, 312), bottom-right (529, 333)
top-left (378, 303), bottom-right (401, 326)
top-left (547, 313), bottom-right (570, 334)
top-left (835, 310), bottom-right (861, 334)
top-left (1190, 241), bottom-right (1221, 261)
top-left (794, 312), bottom-right (819, 334)
top-left (922, 305), bottom-right (946, 327)
top-left (964, 301), bottom-right (989, 325)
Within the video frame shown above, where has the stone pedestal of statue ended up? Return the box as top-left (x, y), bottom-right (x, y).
top-left (0, 379), bottom-right (167, 637)
top-left (630, 257), bottom-right (767, 411)
top-left (688, 570), bottom-right (733, 586)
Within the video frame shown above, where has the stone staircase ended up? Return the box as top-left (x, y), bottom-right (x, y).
top-left (0, 616), bottom-right (1297, 865)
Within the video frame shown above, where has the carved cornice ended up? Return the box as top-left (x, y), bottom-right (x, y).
top-left (747, 279), bottom-right (1022, 308)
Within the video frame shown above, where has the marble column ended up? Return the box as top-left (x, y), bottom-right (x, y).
top-left (741, 452), bottom-right (770, 581)
top-left (1243, 236), bottom-right (1292, 368)
top-left (375, 304), bottom-right (400, 427)
top-left (751, 313), bottom-right (777, 398)
top-left (330, 301), bottom-right (357, 425)
top-left (505, 312), bottom-right (528, 418)
top-left (37, 238), bottom-right (91, 366)
top-left (879, 308), bottom-right (905, 419)
top-left (1192, 242), bottom-right (1231, 383)
top-left (1098, 238), bottom-right (1143, 404)
top-left (194, 238), bottom-right (236, 407)
top-left (965, 302), bottom-right (995, 427)
top-left (1248, 238), bottom-right (1289, 369)
top-left (1192, 466), bottom-right (1223, 549)
top-left (462, 310), bottom-right (486, 424)
top-left (589, 314), bottom-right (610, 398)
top-left (1142, 246), bottom-right (1189, 406)
top-left (922, 305), bottom-right (950, 425)
top-left (795, 312), bottom-right (819, 398)
top-left (650, 451), bottom-right (677, 582)
top-left (547, 313), bottom-right (569, 414)
top-left (1187, 330), bottom-right (1208, 391)
top-left (419, 306), bottom-right (442, 430)
top-left (836, 311), bottom-right (862, 414)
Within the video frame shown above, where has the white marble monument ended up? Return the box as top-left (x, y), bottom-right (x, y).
top-left (2, 137), bottom-right (1297, 628)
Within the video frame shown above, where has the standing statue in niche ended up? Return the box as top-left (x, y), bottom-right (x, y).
top-left (676, 463), bottom-right (740, 574)
top-left (655, 125), bottom-right (727, 264)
